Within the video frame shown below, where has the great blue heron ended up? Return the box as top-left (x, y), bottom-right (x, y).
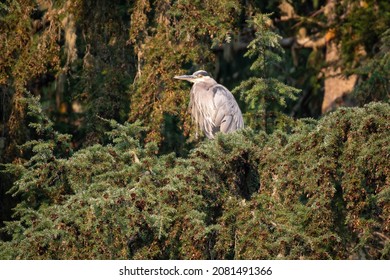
top-left (174, 70), bottom-right (244, 139)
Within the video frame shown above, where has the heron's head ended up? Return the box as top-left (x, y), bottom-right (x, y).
top-left (174, 70), bottom-right (212, 84)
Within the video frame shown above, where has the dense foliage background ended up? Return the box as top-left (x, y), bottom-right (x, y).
top-left (0, 0), bottom-right (389, 259)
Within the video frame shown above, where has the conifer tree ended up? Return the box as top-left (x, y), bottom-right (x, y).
top-left (1, 96), bottom-right (388, 260)
top-left (233, 13), bottom-right (300, 133)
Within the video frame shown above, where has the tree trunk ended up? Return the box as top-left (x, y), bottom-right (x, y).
top-left (322, 0), bottom-right (357, 113)
top-left (322, 41), bottom-right (357, 113)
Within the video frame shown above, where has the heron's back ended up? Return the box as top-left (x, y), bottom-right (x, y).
top-left (190, 81), bottom-right (244, 139)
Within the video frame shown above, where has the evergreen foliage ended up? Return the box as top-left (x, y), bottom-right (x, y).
top-left (1, 96), bottom-right (388, 259)
top-left (352, 29), bottom-right (390, 105)
top-left (233, 13), bottom-right (300, 133)
top-left (1, 0), bottom-right (389, 260)
top-left (337, 0), bottom-right (390, 69)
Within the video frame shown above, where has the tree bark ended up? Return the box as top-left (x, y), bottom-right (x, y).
top-left (322, 41), bottom-right (357, 113)
top-left (322, 0), bottom-right (357, 113)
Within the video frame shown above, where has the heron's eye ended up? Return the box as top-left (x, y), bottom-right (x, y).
top-left (197, 74), bottom-right (203, 77)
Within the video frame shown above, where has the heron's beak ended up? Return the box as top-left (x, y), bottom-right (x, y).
top-left (173, 74), bottom-right (196, 82)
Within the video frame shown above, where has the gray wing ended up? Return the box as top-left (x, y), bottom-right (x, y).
top-left (211, 85), bottom-right (244, 134)
top-left (189, 83), bottom-right (244, 139)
